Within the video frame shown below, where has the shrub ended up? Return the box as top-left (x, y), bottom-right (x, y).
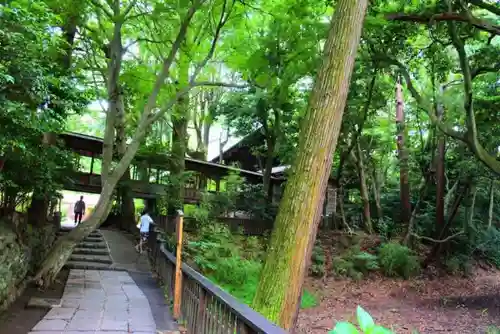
top-left (331, 247), bottom-right (378, 280)
top-left (378, 242), bottom-right (420, 279)
top-left (474, 227), bottom-right (500, 267)
top-left (310, 244), bottom-right (326, 277)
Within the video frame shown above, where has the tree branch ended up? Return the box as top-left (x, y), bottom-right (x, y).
top-left (88, 0), bottom-right (113, 19)
top-left (468, 0), bottom-right (500, 16)
top-left (189, 0), bottom-right (236, 83)
top-left (471, 62), bottom-right (500, 79)
top-left (122, 0), bottom-right (138, 19)
top-left (411, 231), bottom-right (464, 243)
top-left (105, 0), bottom-right (202, 184)
top-left (447, 8), bottom-right (500, 175)
top-left (386, 12), bottom-right (500, 36)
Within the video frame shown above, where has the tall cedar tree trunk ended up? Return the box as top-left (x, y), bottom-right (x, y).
top-left (351, 141), bottom-right (372, 233)
top-left (251, 0), bottom-right (368, 328)
top-left (170, 51), bottom-right (190, 214)
top-left (488, 179), bottom-right (495, 228)
top-left (395, 79), bottom-right (411, 229)
top-left (33, 1), bottom-right (202, 286)
top-left (435, 96), bottom-right (446, 238)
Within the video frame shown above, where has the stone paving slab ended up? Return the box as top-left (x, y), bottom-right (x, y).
top-left (30, 269), bottom-right (161, 333)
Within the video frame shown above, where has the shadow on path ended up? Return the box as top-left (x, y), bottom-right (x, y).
top-left (100, 228), bottom-right (178, 332)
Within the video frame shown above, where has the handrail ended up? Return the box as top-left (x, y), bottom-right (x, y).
top-left (159, 244), bottom-right (287, 334)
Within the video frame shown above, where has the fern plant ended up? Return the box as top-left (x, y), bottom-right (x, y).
top-left (330, 306), bottom-right (392, 334)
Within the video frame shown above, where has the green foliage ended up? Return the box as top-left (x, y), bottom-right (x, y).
top-left (0, 0), bottom-right (88, 211)
top-left (176, 221), bottom-right (315, 309)
top-left (310, 243), bottom-right (326, 277)
top-left (444, 255), bottom-right (472, 276)
top-left (378, 243), bottom-right (420, 279)
top-left (329, 306), bottom-right (392, 334)
top-left (301, 290), bottom-right (318, 309)
top-left (474, 227), bottom-right (500, 268)
top-left (332, 246), bottom-right (379, 280)
top-left (235, 183), bottom-right (278, 221)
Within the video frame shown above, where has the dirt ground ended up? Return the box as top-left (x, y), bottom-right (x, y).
top-left (296, 268), bottom-right (500, 334)
top-left (0, 269), bottom-right (69, 334)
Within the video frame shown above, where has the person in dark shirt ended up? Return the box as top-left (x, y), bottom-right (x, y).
top-left (74, 195), bottom-right (86, 225)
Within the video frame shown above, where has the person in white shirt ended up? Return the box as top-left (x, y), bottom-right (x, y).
top-left (135, 210), bottom-right (154, 254)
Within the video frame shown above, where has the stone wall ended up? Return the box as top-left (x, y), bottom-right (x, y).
top-left (0, 221), bottom-right (56, 311)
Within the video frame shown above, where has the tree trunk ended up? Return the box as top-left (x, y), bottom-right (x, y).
top-left (32, 1), bottom-right (201, 287)
top-left (351, 141), bottom-right (372, 233)
top-left (403, 174), bottom-right (430, 245)
top-left (262, 136), bottom-right (275, 196)
top-left (251, 0), bottom-right (368, 328)
top-left (338, 186), bottom-right (350, 232)
top-left (395, 78), bottom-right (411, 228)
top-left (488, 179), bottom-right (495, 228)
top-left (119, 168), bottom-right (136, 232)
top-left (218, 129), bottom-right (229, 164)
top-left (435, 92), bottom-right (446, 238)
top-left (445, 178), bottom-right (459, 218)
top-left (371, 170), bottom-right (383, 219)
top-left (464, 183), bottom-right (477, 237)
top-left (34, 179), bottom-right (117, 286)
top-left (425, 178), bottom-right (470, 265)
top-left (169, 50), bottom-right (190, 214)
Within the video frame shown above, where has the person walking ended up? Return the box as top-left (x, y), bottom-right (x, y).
top-left (135, 210), bottom-right (154, 254)
top-left (74, 195), bottom-right (86, 225)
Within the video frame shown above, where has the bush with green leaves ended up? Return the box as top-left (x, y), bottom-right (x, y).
top-left (310, 243), bottom-right (326, 277)
top-left (378, 242), bottom-right (420, 279)
top-left (444, 254), bottom-right (472, 276)
top-left (332, 246), bottom-right (379, 280)
top-left (474, 227), bottom-right (500, 267)
top-left (330, 306), bottom-right (392, 333)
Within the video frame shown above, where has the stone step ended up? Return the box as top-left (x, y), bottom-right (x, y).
top-left (84, 236), bottom-right (104, 242)
top-left (70, 254), bottom-right (113, 264)
top-left (64, 261), bottom-right (112, 270)
top-left (57, 232), bottom-right (102, 239)
top-left (73, 248), bottom-right (109, 256)
top-left (78, 242), bottom-right (107, 249)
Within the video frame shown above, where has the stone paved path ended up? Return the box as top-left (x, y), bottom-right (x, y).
top-left (30, 269), bottom-right (158, 333)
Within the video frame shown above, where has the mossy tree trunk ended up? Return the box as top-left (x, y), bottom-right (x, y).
top-left (251, 0), bottom-right (368, 328)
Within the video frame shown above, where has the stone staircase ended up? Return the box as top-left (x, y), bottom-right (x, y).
top-left (58, 229), bottom-right (114, 270)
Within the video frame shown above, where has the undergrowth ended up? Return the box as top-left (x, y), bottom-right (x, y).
top-left (166, 222), bottom-right (318, 309)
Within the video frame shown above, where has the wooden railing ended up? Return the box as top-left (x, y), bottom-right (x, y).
top-left (147, 228), bottom-right (287, 334)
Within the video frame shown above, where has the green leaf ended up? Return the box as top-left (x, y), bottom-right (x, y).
top-left (330, 322), bottom-right (360, 334)
top-left (366, 325), bottom-right (393, 334)
top-left (356, 306), bottom-right (375, 332)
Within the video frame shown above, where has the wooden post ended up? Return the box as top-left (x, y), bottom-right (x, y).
top-left (173, 209), bottom-right (184, 320)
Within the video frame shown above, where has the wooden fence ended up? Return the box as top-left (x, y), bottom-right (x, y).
top-left (147, 228), bottom-right (287, 334)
